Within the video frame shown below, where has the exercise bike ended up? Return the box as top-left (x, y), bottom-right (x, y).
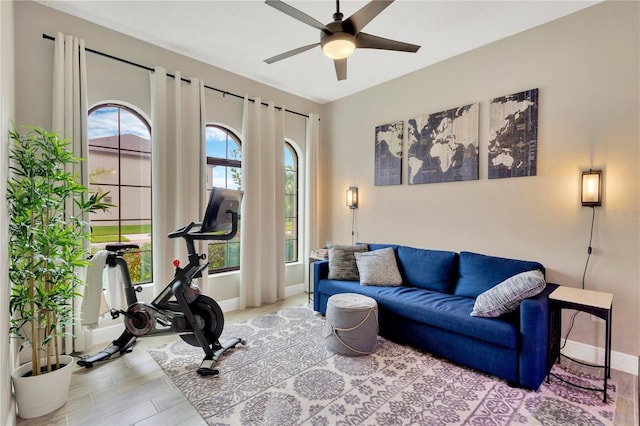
top-left (78, 187), bottom-right (245, 376)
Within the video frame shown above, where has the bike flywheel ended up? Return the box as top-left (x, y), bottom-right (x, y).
top-left (179, 295), bottom-right (224, 347)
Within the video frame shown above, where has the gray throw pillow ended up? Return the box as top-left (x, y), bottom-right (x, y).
top-left (328, 243), bottom-right (369, 281)
top-left (470, 270), bottom-right (546, 317)
top-left (354, 247), bottom-right (403, 286)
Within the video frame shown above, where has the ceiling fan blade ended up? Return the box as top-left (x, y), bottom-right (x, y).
top-left (344, 0), bottom-right (394, 34)
top-left (334, 58), bottom-right (347, 81)
top-left (356, 32), bottom-right (420, 52)
top-left (264, 43), bottom-right (320, 64)
top-left (265, 0), bottom-right (329, 31)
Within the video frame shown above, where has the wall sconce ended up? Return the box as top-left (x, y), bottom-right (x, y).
top-left (581, 169), bottom-right (602, 207)
top-left (346, 187), bottom-right (358, 209)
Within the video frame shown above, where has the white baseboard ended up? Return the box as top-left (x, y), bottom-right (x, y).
top-left (562, 339), bottom-right (638, 376)
top-left (5, 399), bottom-right (16, 426)
top-left (88, 323), bottom-right (127, 348)
top-left (87, 285), bottom-right (308, 347)
top-left (216, 297), bottom-right (238, 312)
top-left (285, 283), bottom-right (305, 298)
top-left (88, 287), bottom-right (638, 378)
top-left (216, 283), bottom-right (306, 313)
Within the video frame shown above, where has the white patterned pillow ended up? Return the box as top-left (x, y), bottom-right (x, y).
top-left (471, 270), bottom-right (546, 317)
top-left (328, 243), bottom-right (369, 281)
top-left (354, 247), bottom-right (403, 286)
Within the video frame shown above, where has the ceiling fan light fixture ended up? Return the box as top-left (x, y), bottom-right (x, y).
top-left (321, 33), bottom-right (356, 59)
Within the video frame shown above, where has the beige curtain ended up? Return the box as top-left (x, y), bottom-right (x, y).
top-left (304, 113), bottom-right (321, 293)
top-left (149, 68), bottom-right (206, 295)
top-left (51, 32), bottom-right (89, 353)
top-left (239, 97), bottom-right (285, 308)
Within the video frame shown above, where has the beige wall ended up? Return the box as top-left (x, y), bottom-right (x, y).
top-left (10, 1), bottom-right (639, 365)
top-left (1, 2), bottom-right (16, 424)
top-left (13, 1), bottom-right (322, 302)
top-left (321, 1), bottom-right (639, 360)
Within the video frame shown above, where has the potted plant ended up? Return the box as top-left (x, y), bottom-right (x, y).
top-left (7, 125), bottom-right (111, 418)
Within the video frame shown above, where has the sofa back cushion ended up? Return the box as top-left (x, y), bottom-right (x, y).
top-left (455, 251), bottom-right (545, 299)
top-left (367, 243), bottom-right (400, 253)
top-left (397, 246), bottom-right (458, 293)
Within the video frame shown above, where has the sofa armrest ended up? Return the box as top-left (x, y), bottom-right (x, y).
top-left (518, 282), bottom-right (559, 390)
top-left (313, 260), bottom-right (329, 312)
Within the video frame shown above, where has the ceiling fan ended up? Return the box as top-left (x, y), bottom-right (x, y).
top-left (264, 0), bottom-right (421, 81)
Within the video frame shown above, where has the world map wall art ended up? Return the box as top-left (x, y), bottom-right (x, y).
top-left (488, 88), bottom-right (539, 179)
top-left (407, 103), bottom-right (479, 185)
top-left (374, 120), bottom-right (403, 186)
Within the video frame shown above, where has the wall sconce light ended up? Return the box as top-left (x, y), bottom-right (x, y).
top-left (346, 187), bottom-right (358, 209)
top-left (581, 169), bottom-right (602, 207)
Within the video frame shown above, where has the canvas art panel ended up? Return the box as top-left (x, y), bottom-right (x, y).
top-left (488, 88), bottom-right (539, 179)
top-left (374, 121), bottom-right (403, 186)
top-left (407, 103), bottom-right (479, 185)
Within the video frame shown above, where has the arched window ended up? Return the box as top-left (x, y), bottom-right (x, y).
top-left (285, 142), bottom-right (299, 263)
top-left (88, 104), bottom-right (152, 284)
top-left (206, 124), bottom-right (242, 273)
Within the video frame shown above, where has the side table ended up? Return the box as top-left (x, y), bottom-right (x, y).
top-left (548, 286), bottom-right (613, 402)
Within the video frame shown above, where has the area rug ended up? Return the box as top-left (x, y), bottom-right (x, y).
top-left (148, 304), bottom-right (616, 425)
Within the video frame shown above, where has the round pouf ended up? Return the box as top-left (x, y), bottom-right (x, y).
top-left (325, 293), bottom-right (378, 356)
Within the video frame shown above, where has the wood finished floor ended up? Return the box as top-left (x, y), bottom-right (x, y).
top-left (16, 293), bottom-right (639, 425)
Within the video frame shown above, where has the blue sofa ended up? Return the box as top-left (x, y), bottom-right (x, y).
top-left (313, 243), bottom-right (558, 390)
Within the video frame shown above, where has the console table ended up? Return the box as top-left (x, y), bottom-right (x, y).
top-left (548, 286), bottom-right (613, 402)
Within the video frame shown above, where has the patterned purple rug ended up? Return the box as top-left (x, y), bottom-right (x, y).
top-left (148, 305), bottom-right (616, 425)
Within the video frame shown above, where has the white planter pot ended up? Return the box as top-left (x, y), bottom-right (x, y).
top-left (11, 355), bottom-right (75, 419)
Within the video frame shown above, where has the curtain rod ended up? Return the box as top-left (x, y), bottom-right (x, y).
top-left (42, 33), bottom-right (311, 119)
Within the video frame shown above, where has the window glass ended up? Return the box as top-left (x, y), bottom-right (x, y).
top-left (88, 104), bottom-right (152, 284)
top-left (285, 142), bottom-right (298, 263)
top-left (206, 125), bottom-right (242, 273)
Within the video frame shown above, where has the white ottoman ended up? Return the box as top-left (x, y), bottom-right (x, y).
top-left (325, 293), bottom-right (378, 356)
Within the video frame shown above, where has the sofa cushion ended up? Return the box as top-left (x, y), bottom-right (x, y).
top-left (316, 278), bottom-right (517, 349)
top-left (397, 246), bottom-right (458, 293)
top-left (327, 244), bottom-right (369, 281)
top-left (455, 252), bottom-right (544, 299)
top-left (355, 247), bottom-right (403, 286)
top-left (367, 243), bottom-right (401, 253)
top-left (471, 270), bottom-right (546, 317)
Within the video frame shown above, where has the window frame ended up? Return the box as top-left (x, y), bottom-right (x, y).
top-left (284, 140), bottom-right (300, 264)
top-left (205, 124), bottom-right (242, 274)
top-left (87, 103), bottom-right (153, 285)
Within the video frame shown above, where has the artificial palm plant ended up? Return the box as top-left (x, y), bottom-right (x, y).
top-left (7, 125), bottom-right (111, 376)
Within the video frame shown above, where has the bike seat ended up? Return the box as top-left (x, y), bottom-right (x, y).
top-left (105, 243), bottom-right (140, 252)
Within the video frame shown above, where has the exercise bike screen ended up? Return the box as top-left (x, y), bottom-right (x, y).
top-left (200, 187), bottom-right (243, 233)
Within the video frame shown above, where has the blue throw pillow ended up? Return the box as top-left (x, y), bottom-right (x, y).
top-left (397, 246), bottom-right (458, 293)
top-left (455, 251), bottom-right (544, 299)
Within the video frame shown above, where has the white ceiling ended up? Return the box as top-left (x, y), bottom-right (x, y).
top-left (38, 0), bottom-right (599, 105)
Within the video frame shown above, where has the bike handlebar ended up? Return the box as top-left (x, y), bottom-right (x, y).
top-left (167, 211), bottom-right (239, 242)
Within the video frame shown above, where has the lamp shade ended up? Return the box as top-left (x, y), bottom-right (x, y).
top-left (581, 170), bottom-right (602, 207)
top-left (346, 187), bottom-right (358, 209)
